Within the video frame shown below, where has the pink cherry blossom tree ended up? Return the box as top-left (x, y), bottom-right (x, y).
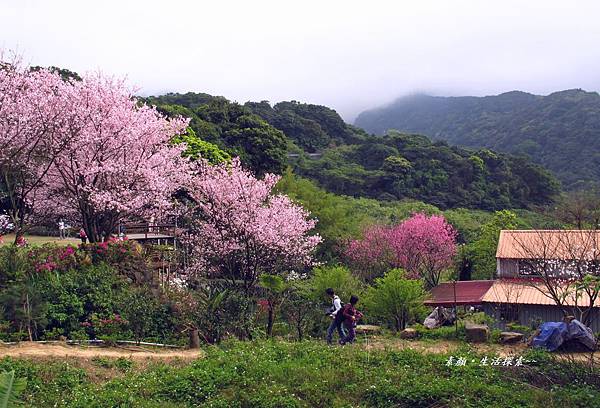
top-left (185, 158), bottom-right (322, 293)
top-left (346, 213), bottom-right (457, 288)
top-left (38, 73), bottom-right (190, 242)
top-left (345, 224), bottom-right (397, 281)
top-left (390, 213), bottom-right (458, 289)
top-left (0, 51), bottom-right (72, 242)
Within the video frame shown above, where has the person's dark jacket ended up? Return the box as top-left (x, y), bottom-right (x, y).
top-left (341, 303), bottom-right (363, 327)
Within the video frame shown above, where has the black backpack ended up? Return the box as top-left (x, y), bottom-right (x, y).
top-left (333, 303), bottom-right (347, 323)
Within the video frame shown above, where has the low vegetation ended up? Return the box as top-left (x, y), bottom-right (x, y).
top-left (1, 340), bottom-right (599, 407)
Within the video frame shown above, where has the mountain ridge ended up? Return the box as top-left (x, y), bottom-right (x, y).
top-left (354, 89), bottom-right (600, 189)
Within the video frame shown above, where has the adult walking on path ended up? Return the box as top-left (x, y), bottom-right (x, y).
top-left (325, 288), bottom-right (346, 345)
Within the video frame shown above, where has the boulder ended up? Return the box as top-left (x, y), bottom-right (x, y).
top-left (465, 323), bottom-right (489, 343)
top-left (500, 331), bottom-right (525, 344)
top-left (355, 325), bottom-right (382, 334)
top-left (400, 328), bottom-right (418, 339)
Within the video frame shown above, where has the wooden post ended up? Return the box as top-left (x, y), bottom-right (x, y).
top-left (453, 279), bottom-right (458, 336)
top-left (189, 329), bottom-right (200, 349)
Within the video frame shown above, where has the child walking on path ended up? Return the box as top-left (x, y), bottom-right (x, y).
top-left (339, 295), bottom-right (363, 345)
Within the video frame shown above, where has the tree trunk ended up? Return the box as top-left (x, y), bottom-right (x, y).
top-left (25, 293), bottom-right (33, 341)
top-left (188, 329), bottom-right (200, 349)
top-left (267, 305), bottom-right (274, 337)
top-left (394, 316), bottom-right (401, 332)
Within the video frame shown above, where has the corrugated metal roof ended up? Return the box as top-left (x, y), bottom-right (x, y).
top-left (424, 280), bottom-right (495, 306)
top-left (496, 230), bottom-right (600, 260)
top-left (481, 279), bottom-right (593, 307)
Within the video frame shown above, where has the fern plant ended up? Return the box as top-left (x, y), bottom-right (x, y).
top-left (0, 371), bottom-right (26, 408)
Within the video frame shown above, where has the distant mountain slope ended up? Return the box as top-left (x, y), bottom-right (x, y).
top-left (354, 90), bottom-right (600, 189)
top-left (146, 92), bottom-right (560, 210)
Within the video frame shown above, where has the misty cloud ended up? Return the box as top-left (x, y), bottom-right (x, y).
top-left (1, 0), bottom-right (599, 121)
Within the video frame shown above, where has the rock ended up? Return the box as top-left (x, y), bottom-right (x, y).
top-left (465, 323), bottom-right (489, 343)
top-left (400, 328), bottom-right (418, 339)
top-left (355, 325), bottom-right (382, 334)
top-left (500, 331), bottom-right (525, 344)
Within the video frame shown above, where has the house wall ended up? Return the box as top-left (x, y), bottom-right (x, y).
top-left (496, 257), bottom-right (589, 279)
top-left (496, 258), bottom-right (519, 278)
top-left (482, 303), bottom-right (600, 333)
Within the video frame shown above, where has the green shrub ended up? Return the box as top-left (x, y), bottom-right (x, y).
top-left (309, 265), bottom-right (363, 303)
top-left (490, 328), bottom-right (502, 343)
top-left (411, 323), bottom-right (466, 341)
top-left (363, 269), bottom-right (426, 331)
top-left (506, 322), bottom-right (533, 335)
top-left (38, 263), bottom-right (128, 339)
top-left (462, 311), bottom-right (493, 325)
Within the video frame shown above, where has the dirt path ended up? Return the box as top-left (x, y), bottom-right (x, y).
top-left (361, 335), bottom-right (597, 363)
top-left (363, 336), bottom-right (526, 356)
top-left (0, 342), bottom-right (203, 360)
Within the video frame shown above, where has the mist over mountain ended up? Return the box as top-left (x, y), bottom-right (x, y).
top-left (354, 90), bottom-right (600, 190)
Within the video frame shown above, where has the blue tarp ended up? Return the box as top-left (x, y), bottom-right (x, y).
top-left (567, 320), bottom-right (597, 350)
top-left (532, 320), bottom-right (597, 351)
top-left (532, 322), bottom-right (569, 351)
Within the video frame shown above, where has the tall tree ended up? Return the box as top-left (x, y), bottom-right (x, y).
top-left (39, 73), bottom-right (190, 242)
top-left (554, 190), bottom-right (600, 229)
top-left (185, 159), bottom-right (321, 293)
top-left (0, 53), bottom-right (72, 241)
top-left (389, 213), bottom-right (458, 288)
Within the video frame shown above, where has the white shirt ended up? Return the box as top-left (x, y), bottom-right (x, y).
top-left (331, 295), bottom-right (342, 316)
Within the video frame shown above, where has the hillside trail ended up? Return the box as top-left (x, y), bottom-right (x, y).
top-left (1, 338), bottom-right (595, 365)
top-left (361, 335), bottom-right (598, 364)
top-left (0, 341), bottom-right (202, 360)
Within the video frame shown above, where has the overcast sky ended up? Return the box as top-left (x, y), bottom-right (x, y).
top-left (2, 0), bottom-right (600, 121)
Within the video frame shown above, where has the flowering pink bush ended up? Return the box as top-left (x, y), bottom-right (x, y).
top-left (15, 236), bottom-right (27, 247)
top-left (28, 245), bottom-right (79, 274)
top-left (84, 313), bottom-right (130, 343)
top-left (83, 240), bottom-right (141, 265)
top-left (59, 246), bottom-right (76, 260)
top-left (346, 213), bottom-right (457, 287)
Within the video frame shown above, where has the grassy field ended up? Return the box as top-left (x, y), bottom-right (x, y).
top-left (1, 338), bottom-right (599, 407)
top-left (0, 234), bottom-right (80, 247)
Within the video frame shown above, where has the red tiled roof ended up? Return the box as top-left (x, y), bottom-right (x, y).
top-left (424, 280), bottom-right (495, 306)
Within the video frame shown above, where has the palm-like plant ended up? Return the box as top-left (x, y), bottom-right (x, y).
top-left (259, 274), bottom-right (287, 337)
top-left (0, 371), bottom-right (26, 408)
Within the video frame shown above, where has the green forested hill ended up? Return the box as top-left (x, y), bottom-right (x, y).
top-left (291, 131), bottom-right (559, 210)
top-left (147, 92), bottom-right (560, 210)
top-left (354, 90), bottom-right (600, 189)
